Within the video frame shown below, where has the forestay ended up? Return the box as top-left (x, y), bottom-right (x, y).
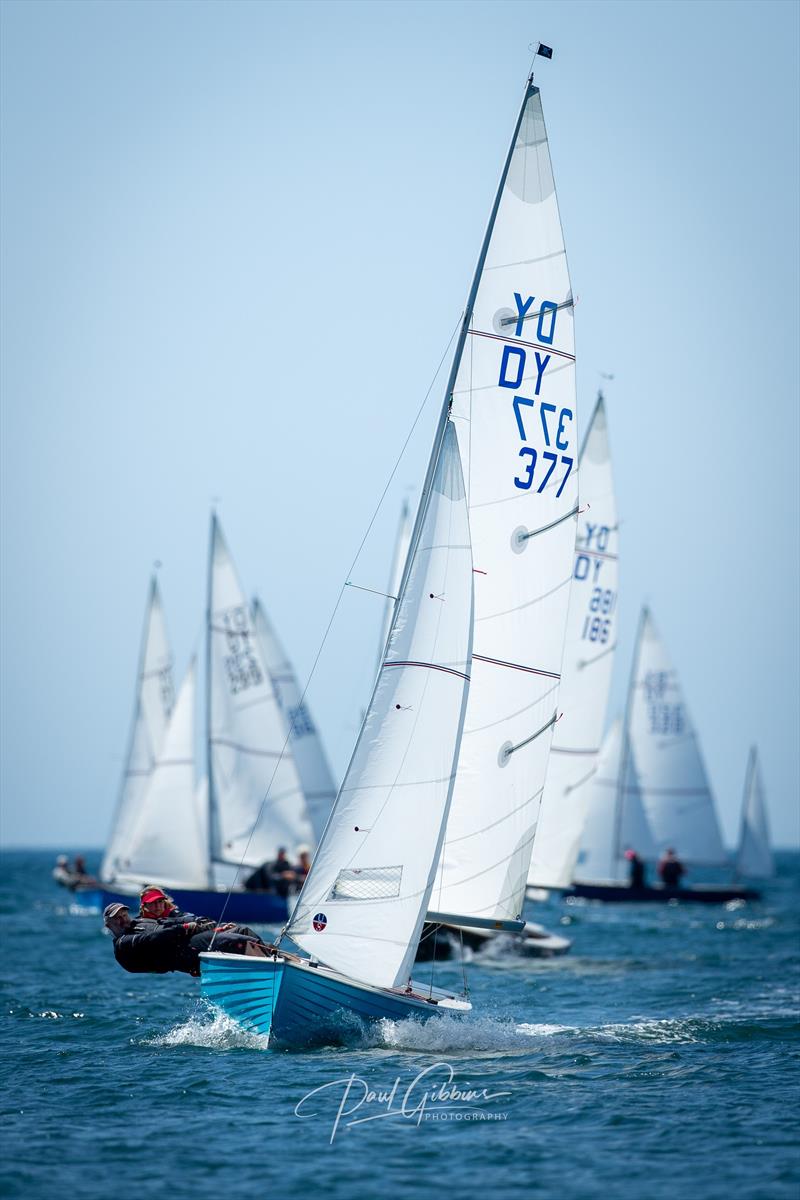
top-left (574, 718), bottom-right (657, 884)
top-left (252, 595), bottom-right (337, 844)
top-left (118, 661), bottom-right (209, 889)
top-left (737, 747), bottom-right (774, 878)
top-left (207, 516), bottom-right (314, 869)
top-left (626, 608), bottom-right (727, 865)
top-left (102, 577), bottom-right (175, 882)
top-left (286, 424), bottom-right (473, 990)
top-left (434, 80), bottom-right (578, 924)
top-left (528, 393), bottom-right (619, 888)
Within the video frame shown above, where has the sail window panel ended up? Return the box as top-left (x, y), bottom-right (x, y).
top-left (328, 866), bottom-right (403, 902)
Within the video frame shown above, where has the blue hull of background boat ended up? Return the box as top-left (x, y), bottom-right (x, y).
top-left (565, 882), bottom-right (760, 903)
top-left (69, 886), bottom-right (288, 924)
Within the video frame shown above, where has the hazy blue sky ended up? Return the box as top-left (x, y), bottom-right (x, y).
top-left (1, 0), bottom-right (798, 851)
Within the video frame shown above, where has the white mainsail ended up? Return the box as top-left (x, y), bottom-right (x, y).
top-left (625, 607), bottom-right (727, 865)
top-left (116, 660), bottom-right (208, 888)
top-left (207, 515), bottom-right (314, 869)
top-left (102, 576), bottom-right (175, 882)
top-left (528, 393), bottom-right (619, 888)
top-left (252, 595), bottom-right (337, 844)
top-left (432, 79), bottom-right (578, 925)
top-left (286, 424), bottom-right (473, 990)
top-left (574, 718), bottom-right (658, 883)
top-left (736, 747), bottom-right (774, 878)
top-left (376, 498), bottom-right (413, 671)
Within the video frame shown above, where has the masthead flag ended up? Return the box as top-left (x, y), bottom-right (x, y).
top-left (537, 43), bottom-right (553, 59)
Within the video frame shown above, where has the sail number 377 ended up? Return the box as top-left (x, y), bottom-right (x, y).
top-left (498, 293), bottom-right (573, 496)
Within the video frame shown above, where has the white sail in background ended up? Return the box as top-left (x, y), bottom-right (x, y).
top-left (286, 424), bottom-right (473, 990)
top-left (574, 718), bottom-right (658, 883)
top-left (736, 747), bottom-right (774, 878)
top-left (376, 498), bottom-right (413, 671)
top-left (433, 80), bottom-right (578, 925)
top-left (207, 516), bottom-right (314, 869)
top-left (117, 661), bottom-right (208, 888)
top-left (252, 595), bottom-right (337, 844)
top-left (626, 608), bottom-right (727, 865)
top-left (102, 576), bottom-right (175, 882)
top-left (528, 393), bottom-right (619, 888)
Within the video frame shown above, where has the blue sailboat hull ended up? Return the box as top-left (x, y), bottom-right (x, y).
top-left (69, 885), bottom-right (288, 924)
top-left (200, 953), bottom-right (284, 1034)
top-left (199, 954), bottom-right (467, 1047)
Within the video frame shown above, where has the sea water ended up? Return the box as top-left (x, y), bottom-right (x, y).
top-left (1, 849), bottom-right (798, 1199)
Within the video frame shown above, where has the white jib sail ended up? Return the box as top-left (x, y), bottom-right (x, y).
top-left (252, 595), bottom-right (337, 845)
top-left (528, 392), bottom-right (619, 888)
top-left (434, 80), bottom-right (578, 925)
top-left (573, 718), bottom-right (658, 884)
top-left (117, 660), bottom-right (209, 889)
top-left (626, 608), bottom-right (727, 865)
top-left (207, 516), bottom-right (314, 869)
top-left (736, 747), bottom-right (774, 878)
top-left (102, 576), bottom-right (175, 882)
top-left (376, 498), bottom-right (413, 672)
top-left (286, 424), bottom-right (473, 990)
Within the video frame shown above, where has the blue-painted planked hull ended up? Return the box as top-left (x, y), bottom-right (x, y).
top-left (198, 953), bottom-right (469, 1048)
top-left (270, 960), bottom-right (466, 1048)
top-left (199, 953), bottom-right (284, 1036)
top-left (69, 885), bottom-right (288, 924)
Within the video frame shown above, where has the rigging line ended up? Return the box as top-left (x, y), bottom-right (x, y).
top-left (211, 312), bottom-right (465, 945)
top-left (345, 581), bottom-right (398, 601)
top-left (518, 504), bottom-right (580, 541)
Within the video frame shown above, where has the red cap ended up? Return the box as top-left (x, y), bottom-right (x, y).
top-left (140, 887), bottom-right (168, 904)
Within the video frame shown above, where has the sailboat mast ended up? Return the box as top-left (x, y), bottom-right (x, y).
top-left (204, 513), bottom-right (217, 888)
top-left (613, 605), bottom-right (647, 875)
top-left (395, 74), bottom-right (538, 608)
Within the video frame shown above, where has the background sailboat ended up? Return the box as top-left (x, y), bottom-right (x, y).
top-left (100, 576), bottom-right (175, 883)
top-left (736, 746), bottom-right (774, 879)
top-left (570, 608), bottom-right (759, 902)
top-left (79, 521), bottom-right (336, 922)
top-left (252, 595), bottom-right (337, 844)
top-left (527, 390), bottom-right (619, 892)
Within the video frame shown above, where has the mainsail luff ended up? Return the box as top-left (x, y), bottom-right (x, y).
top-left (528, 392), bottom-right (619, 888)
top-left (206, 514), bottom-right (314, 870)
top-left (285, 423), bottom-right (473, 990)
top-left (736, 746), bottom-right (774, 878)
top-left (624, 607), bottom-right (727, 866)
top-left (433, 78), bottom-right (579, 924)
top-left (252, 595), bottom-right (337, 844)
top-left (102, 575), bottom-right (175, 882)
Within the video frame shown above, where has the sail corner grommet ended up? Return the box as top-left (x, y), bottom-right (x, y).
top-left (498, 742), bottom-right (513, 768)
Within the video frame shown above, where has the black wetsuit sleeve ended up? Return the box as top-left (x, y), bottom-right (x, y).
top-left (113, 924), bottom-right (189, 974)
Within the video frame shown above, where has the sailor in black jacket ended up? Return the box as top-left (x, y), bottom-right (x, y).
top-left (103, 902), bottom-right (272, 976)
